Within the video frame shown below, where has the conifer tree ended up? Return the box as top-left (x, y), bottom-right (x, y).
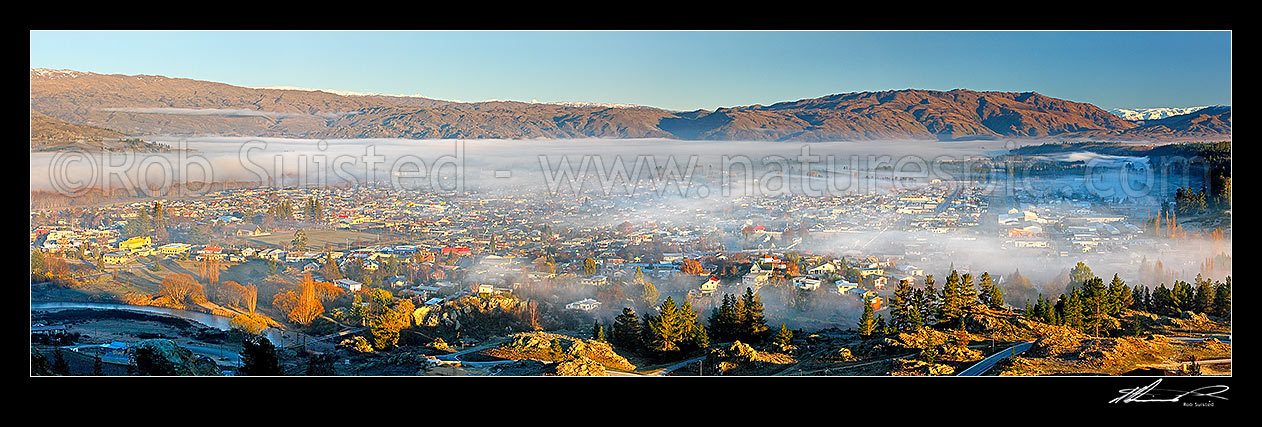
top-left (1212, 278), bottom-right (1231, 318)
top-left (592, 321), bottom-right (606, 342)
top-left (977, 272), bottom-right (994, 307)
top-left (939, 270), bottom-right (962, 325)
top-left (1082, 277), bottom-right (1108, 336)
top-left (891, 279), bottom-right (915, 331)
top-left (739, 288), bottom-right (769, 343)
top-left (613, 307), bottom-right (642, 351)
top-left (960, 272), bottom-right (978, 312)
top-left (775, 323), bottom-right (794, 348)
top-left (920, 275), bottom-right (939, 325)
top-left (858, 297), bottom-right (876, 338)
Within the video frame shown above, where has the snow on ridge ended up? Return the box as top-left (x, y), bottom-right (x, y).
top-left (250, 85), bottom-right (428, 99)
top-left (1109, 106), bottom-right (1209, 121)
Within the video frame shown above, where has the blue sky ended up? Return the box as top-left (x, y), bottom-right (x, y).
top-left (30, 31), bottom-right (1231, 111)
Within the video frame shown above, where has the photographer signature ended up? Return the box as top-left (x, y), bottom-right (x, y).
top-left (1110, 379), bottom-right (1229, 404)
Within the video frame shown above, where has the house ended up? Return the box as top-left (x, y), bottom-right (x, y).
top-left (103, 250), bottom-right (133, 264)
top-left (118, 236), bottom-right (152, 252)
top-left (334, 279), bottom-right (362, 292)
top-left (303, 262), bottom-right (320, 273)
top-left (157, 243), bottom-right (192, 256)
top-left (807, 263), bottom-right (838, 276)
top-left (872, 276), bottom-right (888, 290)
top-left (742, 263), bottom-right (771, 289)
top-left (476, 284), bottom-right (495, 294)
top-left (835, 279), bottom-right (860, 295)
top-left (793, 276), bottom-right (822, 291)
top-left (859, 264), bottom-right (884, 277)
top-left (385, 275), bottom-right (409, 288)
top-left (698, 276), bottom-right (721, 295)
top-left (580, 275), bottom-right (608, 287)
top-left (196, 245), bottom-right (224, 261)
top-left (566, 298), bottom-right (601, 311)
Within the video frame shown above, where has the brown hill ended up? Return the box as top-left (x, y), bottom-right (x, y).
top-left (31, 69), bottom-right (1225, 142)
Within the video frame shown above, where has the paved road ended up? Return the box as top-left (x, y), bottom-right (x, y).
top-left (957, 341), bottom-right (1034, 376)
top-left (1170, 335), bottom-right (1231, 344)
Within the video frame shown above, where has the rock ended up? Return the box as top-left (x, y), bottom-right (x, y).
top-left (551, 356), bottom-right (607, 376)
top-left (131, 339), bottom-right (222, 376)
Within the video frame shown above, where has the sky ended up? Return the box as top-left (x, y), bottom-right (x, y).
top-left (30, 31), bottom-right (1231, 111)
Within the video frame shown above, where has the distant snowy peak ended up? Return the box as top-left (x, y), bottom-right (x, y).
top-left (1109, 106), bottom-right (1209, 121)
top-left (249, 85), bottom-right (429, 99)
top-left (546, 101), bottom-right (647, 109)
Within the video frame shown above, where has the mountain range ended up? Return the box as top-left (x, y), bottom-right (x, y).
top-left (1108, 107), bottom-right (1209, 121)
top-left (30, 69), bottom-right (1231, 143)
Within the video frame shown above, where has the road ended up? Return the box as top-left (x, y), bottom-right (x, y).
top-left (957, 341), bottom-right (1034, 376)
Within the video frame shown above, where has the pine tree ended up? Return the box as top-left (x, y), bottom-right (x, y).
top-left (1062, 290), bottom-right (1085, 333)
top-left (709, 294), bottom-right (739, 343)
top-left (858, 297), bottom-right (876, 338)
top-left (977, 272), bottom-right (994, 308)
top-left (920, 275), bottom-right (939, 325)
top-left (239, 334), bottom-right (281, 376)
top-left (1023, 299), bottom-right (1033, 320)
top-left (891, 279), bottom-right (915, 331)
top-left (1212, 279), bottom-right (1231, 318)
top-left (93, 355), bottom-right (104, 376)
top-left (775, 323), bottom-right (794, 348)
top-left (613, 307), bottom-right (642, 351)
top-left (52, 348), bottom-right (69, 375)
top-left (939, 270), bottom-right (962, 325)
top-left (1082, 277), bottom-right (1108, 336)
top-left (960, 272), bottom-right (978, 312)
top-left (739, 288), bottom-right (769, 343)
top-left (592, 321), bottom-right (606, 342)
top-left (1193, 277), bottom-right (1214, 314)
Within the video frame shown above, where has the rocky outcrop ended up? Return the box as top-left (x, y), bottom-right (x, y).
top-left (131, 339), bottom-right (222, 376)
top-left (483, 332), bottom-right (636, 372)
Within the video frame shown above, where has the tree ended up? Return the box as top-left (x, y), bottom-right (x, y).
top-left (680, 259), bottom-right (705, 275)
top-left (640, 282), bottom-right (659, 307)
top-left (52, 348), bottom-right (69, 375)
top-left (306, 353), bottom-right (335, 376)
top-left (592, 321), bottom-right (606, 342)
top-left (93, 355), bottom-right (104, 376)
top-left (1212, 278), bottom-right (1231, 318)
top-left (291, 229), bottom-right (308, 251)
top-left (959, 272), bottom-right (978, 312)
top-left (1107, 274), bottom-right (1129, 316)
top-left (288, 274), bottom-right (324, 326)
top-left (774, 323), bottom-right (794, 348)
top-left (709, 293), bottom-right (741, 343)
top-left (891, 279), bottom-right (916, 331)
top-left (1061, 291), bottom-right (1084, 333)
top-left (1193, 276), bottom-right (1214, 314)
top-left (739, 288), bottom-right (769, 343)
top-left (1082, 277), bottom-right (1108, 337)
top-left (645, 297), bottom-right (686, 353)
top-left (677, 300), bottom-right (708, 352)
top-left (583, 258), bottom-right (599, 276)
top-left (1070, 262), bottom-right (1096, 288)
top-left (939, 270), bottom-right (963, 325)
top-left (159, 273), bottom-right (204, 306)
top-left (920, 274), bottom-right (938, 324)
top-left (613, 307), bottom-right (642, 351)
top-left (858, 297), bottom-right (876, 338)
top-left (239, 335), bottom-right (281, 376)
